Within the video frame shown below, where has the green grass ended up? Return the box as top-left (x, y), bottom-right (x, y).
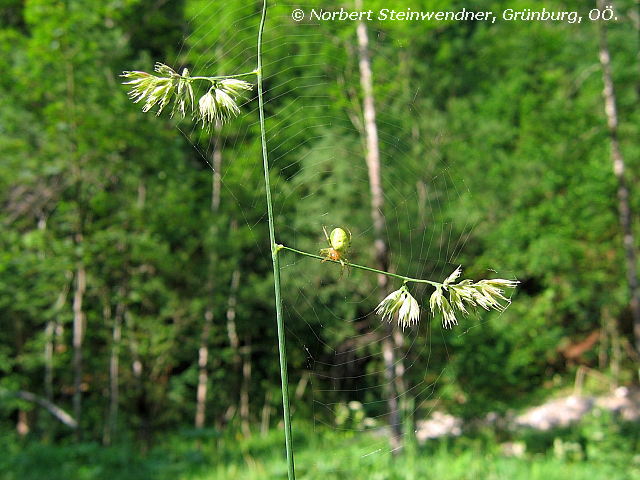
top-left (1, 418), bottom-right (639, 480)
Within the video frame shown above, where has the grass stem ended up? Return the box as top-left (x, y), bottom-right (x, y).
top-left (188, 72), bottom-right (258, 82)
top-left (278, 245), bottom-right (440, 287)
top-left (255, 1), bottom-right (296, 479)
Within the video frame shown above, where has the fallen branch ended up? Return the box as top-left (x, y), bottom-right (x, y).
top-left (0, 389), bottom-right (78, 429)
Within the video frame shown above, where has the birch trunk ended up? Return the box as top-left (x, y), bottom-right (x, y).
top-left (72, 261), bottom-right (86, 440)
top-left (355, 0), bottom-right (403, 452)
top-left (597, 0), bottom-right (640, 353)
top-left (65, 41), bottom-right (85, 441)
top-left (44, 321), bottom-right (54, 402)
top-left (225, 266), bottom-right (250, 433)
top-left (14, 318), bottom-right (28, 436)
top-left (44, 233), bottom-right (70, 406)
top-left (226, 268), bottom-right (241, 360)
top-left (104, 296), bottom-right (125, 445)
top-left (240, 340), bottom-right (252, 437)
top-left (260, 389), bottom-right (272, 435)
top-left (195, 124), bottom-right (223, 428)
top-left (44, 272), bottom-right (68, 405)
top-left (195, 309), bottom-right (213, 428)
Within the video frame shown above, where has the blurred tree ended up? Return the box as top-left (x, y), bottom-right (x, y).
top-left (596, 0), bottom-right (640, 355)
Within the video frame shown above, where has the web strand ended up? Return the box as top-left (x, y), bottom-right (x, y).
top-left (167, 0), bottom-right (509, 468)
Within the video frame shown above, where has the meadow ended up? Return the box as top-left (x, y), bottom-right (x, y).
top-left (2, 413), bottom-right (639, 480)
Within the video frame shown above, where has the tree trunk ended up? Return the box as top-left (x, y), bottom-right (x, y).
top-left (393, 328), bottom-right (409, 435)
top-left (225, 267), bottom-right (249, 433)
top-left (14, 317), bottom-right (28, 437)
top-left (226, 268), bottom-right (241, 360)
top-left (212, 125), bottom-right (222, 212)
top-left (195, 125), bottom-right (223, 429)
top-left (104, 296), bottom-right (125, 445)
top-left (72, 261), bottom-right (86, 440)
top-left (355, 0), bottom-right (403, 452)
top-left (195, 309), bottom-right (213, 428)
top-left (636, 0), bottom-right (640, 95)
top-left (604, 308), bottom-right (621, 386)
top-left (44, 321), bottom-right (54, 402)
top-left (597, 0), bottom-right (640, 354)
top-left (17, 410), bottom-right (30, 436)
top-left (44, 275), bottom-right (70, 410)
top-left (240, 339), bottom-right (252, 437)
top-left (44, 234), bottom-right (70, 407)
top-left (125, 311), bottom-right (148, 447)
top-left (65, 40), bottom-right (85, 441)
top-left (261, 389), bottom-right (272, 435)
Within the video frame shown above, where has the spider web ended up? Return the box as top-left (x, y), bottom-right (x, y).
top-left (160, 0), bottom-right (514, 471)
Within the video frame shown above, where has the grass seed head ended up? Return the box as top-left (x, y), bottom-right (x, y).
top-left (430, 267), bottom-right (519, 328)
top-left (122, 65), bottom-right (253, 128)
top-left (376, 285), bottom-right (420, 329)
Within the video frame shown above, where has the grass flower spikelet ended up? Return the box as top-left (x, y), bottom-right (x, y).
top-left (376, 285), bottom-right (420, 329)
top-left (429, 267), bottom-right (519, 328)
top-left (121, 64), bottom-right (253, 128)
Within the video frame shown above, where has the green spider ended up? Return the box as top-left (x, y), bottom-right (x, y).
top-left (320, 227), bottom-right (351, 268)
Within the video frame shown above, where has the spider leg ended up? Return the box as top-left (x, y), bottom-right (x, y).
top-left (322, 226), bottom-right (331, 245)
top-left (319, 247), bottom-right (332, 263)
top-left (337, 258), bottom-right (351, 278)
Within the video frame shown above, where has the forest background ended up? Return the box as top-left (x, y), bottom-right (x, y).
top-left (1, 0), bottom-right (639, 478)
